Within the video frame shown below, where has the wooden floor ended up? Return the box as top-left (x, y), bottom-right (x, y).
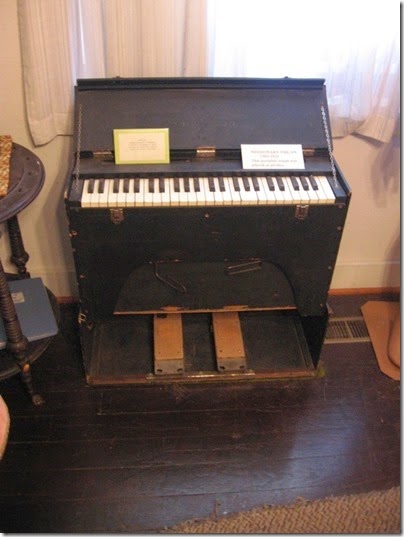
top-left (0, 294), bottom-right (400, 533)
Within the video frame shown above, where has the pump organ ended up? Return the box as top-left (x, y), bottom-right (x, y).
top-left (65, 77), bottom-right (351, 384)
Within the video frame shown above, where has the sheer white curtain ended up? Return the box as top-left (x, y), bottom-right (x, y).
top-left (18, 0), bottom-right (399, 146)
top-left (208, 0), bottom-right (400, 143)
top-left (18, 0), bottom-right (207, 146)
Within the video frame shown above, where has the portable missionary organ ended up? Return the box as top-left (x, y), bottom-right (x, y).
top-left (65, 77), bottom-right (351, 384)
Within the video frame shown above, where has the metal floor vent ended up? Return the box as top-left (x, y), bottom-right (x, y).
top-left (325, 316), bottom-right (371, 344)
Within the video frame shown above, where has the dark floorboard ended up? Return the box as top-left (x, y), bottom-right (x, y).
top-left (0, 293), bottom-right (400, 533)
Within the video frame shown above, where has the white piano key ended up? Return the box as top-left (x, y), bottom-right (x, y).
top-left (239, 176), bottom-right (258, 205)
top-left (255, 176), bottom-right (269, 205)
top-left (280, 177), bottom-right (295, 204)
top-left (295, 177), bottom-right (310, 203)
top-left (151, 177), bottom-right (163, 207)
top-left (107, 179), bottom-right (120, 207)
top-left (227, 176), bottom-right (241, 205)
top-left (301, 175), bottom-right (319, 203)
top-left (133, 178), bottom-right (145, 206)
top-left (116, 179), bottom-right (127, 206)
top-left (90, 179), bottom-right (102, 207)
top-left (169, 177), bottom-right (181, 206)
top-left (311, 176), bottom-right (328, 204)
top-left (195, 177), bottom-right (206, 206)
top-left (316, 175), bottom-right (336, 203)
top-left (201, 177), bottom-right (215, 205)
top-left (272, 177), bottom-right (285, 204)
top-left (221, 176), bottom-right (235, 205)
top-left (212, 177), bottom-right (224, 205)
top-left (125, 178), bottom-right (135, 206)
top-left (98, 179), bottom-right (110, 207)
top-left (159, 177), bottom-right (171, 206)
top-left (81, 179), bottom-right (94, 207)
top-left (285, 176), bottom-right (302, 204)
top-left (257, 176), bottom-right (275, 204)
top-left (187, 177), bottom-right (198, 205)
top-left (178, 177), bottom-right (189, 206)
top-left (143, 177), bottom-right (155, 206)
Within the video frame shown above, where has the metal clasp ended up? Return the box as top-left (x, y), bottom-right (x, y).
top-left (110, 208), bottom-right (124, 224)
top-left (295, 205), bottom-right (309, 221)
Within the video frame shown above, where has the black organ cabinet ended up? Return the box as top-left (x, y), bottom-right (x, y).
top-left (65, 77), bottom-right (351, 385)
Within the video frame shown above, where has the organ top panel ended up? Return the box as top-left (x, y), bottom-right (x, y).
top-left (73, 77), bottom-right (332, 161)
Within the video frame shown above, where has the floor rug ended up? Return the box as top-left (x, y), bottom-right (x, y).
top-left (165, 487), bottom-right (400, 534)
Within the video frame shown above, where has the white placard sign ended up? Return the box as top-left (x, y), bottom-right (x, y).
top-left (241, 144), bottom-right (305, 170)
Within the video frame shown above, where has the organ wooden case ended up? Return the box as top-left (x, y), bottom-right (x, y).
top-left (65, 77), bottom-right (351, 384)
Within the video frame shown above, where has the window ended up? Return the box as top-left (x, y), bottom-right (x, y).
top-left (18, 0), bottom-right (399, 145)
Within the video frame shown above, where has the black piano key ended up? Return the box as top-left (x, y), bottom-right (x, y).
top-left (241, 176), bottom-right (251, 191)
top-left (148, 178), bottom-right (155, 193)
top-left (158, 177), bottom-right (165, 192)
top-left (87, 178), bottom-right (95, 194)
top-left (173, 177), bottom-right (180, 192)
top-left (193, 177), bottom-right (201, 192)
top-left (98, 178), bottom-right (105, 193)
top-left (300, 176), bottom-right (310, 191)
top-left (308, 175), bottom-right (319, 190)
top-left (208, 176), bottom-right (215, 192)
top-left (183, 177), bottom-right (190, 192)
top-left (232, 176), bottom-right (241, 192)
top-left (290, 176), bottom-right (300, 191)
top-left (266, 176), bottom-right (275, 191)
top-left (276, 177), bottom-right (285, 191)
top-left (134, 178), bottom-right (140, 193)
top-left (123, 178), bottom-right (130, 193)
top-left (113, 178), bottom-right (120, 193)
top-left (218, 176), bottom-right (226, 192)
top-left (251, 176), bottom-right (260, 191)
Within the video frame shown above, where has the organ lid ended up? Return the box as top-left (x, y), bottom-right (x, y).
top-left (73, 77), bottom-right (332, 158)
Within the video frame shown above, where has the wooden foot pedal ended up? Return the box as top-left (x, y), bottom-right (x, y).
top-left (153, 313), bottom-right (184, 375)
top-left (212, 312), bottom-right (247, 372)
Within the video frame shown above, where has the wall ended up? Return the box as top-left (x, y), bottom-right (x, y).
top-left (0, 0), bottom-right (400, 298)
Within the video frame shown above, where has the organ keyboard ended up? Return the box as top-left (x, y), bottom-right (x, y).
top-left (77, 174), bottom-right (342, 208)
top-left (65, 77), bottom-right (351, 384)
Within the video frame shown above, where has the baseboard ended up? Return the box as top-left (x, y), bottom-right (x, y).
top-left (329, 287), bottom-right (400, 296)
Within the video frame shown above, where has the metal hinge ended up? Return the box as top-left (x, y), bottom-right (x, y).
top-left (110, 208), bottom-right (124, 224)
top-left (196, 146), bottom-right (216, 159)
top-left (295, 205), bottom-right (309, 220)
top-left (93, 150), bottom-right (114, 160)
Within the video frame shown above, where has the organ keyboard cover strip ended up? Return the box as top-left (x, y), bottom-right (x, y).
top-left (65, 77), bottom-right (351, 384)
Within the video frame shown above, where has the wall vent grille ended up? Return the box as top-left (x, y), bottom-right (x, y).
top-left (325, 316), bottom-right (370, 343)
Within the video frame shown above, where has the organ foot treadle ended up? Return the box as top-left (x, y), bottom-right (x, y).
top-left (82, 311), bottom-right (319, 385)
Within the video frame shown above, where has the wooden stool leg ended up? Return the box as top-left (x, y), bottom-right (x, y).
top-left (0, 257), bottom-right (43, 405)
top-left (7, 215), bottom-right (30, 278)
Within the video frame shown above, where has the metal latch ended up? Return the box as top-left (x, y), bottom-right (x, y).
top-left (295, 205), bottom-right (309, 220)
top-left (110, 208), bottom-right (124, 224)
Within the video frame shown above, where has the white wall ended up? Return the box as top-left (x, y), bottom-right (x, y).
top-left (0, 0), bottom-right (400, 297)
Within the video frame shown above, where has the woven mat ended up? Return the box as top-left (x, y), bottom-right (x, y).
top-left (166, 487), bottom-right (400, 534)
top-left (0, 135), bottom-right (12, 197)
